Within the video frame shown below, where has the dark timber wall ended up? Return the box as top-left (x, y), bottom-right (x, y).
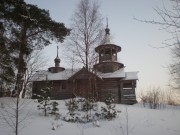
top-left (32, 69), bottom-right (137, 104)
top-left (97, 78), bottom-right (120, 103)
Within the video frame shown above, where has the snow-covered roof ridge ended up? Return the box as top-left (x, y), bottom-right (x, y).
top-left (30, 68), bottom-right (81, 81)
top-left (97, 68), bottom-right (138, 80)
top-left (31, 68), bottom-right (138, 81)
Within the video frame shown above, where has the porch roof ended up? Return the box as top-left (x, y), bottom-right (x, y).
top-left (96, 68), bottom-right (125, 78)
top-left (97, 68), bottom-right (138, 80)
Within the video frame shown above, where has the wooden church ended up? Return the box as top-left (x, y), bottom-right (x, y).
top-left (31, 23), bottom-right (138, 104)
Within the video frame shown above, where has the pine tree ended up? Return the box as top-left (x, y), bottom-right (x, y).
top-left (0, 0), bottom-right (70, 97)
top-left (0, 22), bottom-right (15, 85)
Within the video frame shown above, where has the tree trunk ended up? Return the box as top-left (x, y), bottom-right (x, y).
top-left (14, 24), bottom-right (28, 98)
top-left (15, 95), bottom-right (19, 135)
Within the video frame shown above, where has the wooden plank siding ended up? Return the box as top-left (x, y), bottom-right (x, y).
top-left (32, 80), bottom-right (73, 100)
top-left (32, 69), bottom-right (137, 104)
top-left (120, 80), bottom-right (137, 104)
top-left (97, 78), bottom-right (120, 103)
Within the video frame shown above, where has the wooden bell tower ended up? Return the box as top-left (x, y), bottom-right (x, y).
top-left (94, 20), bottom-right (124, 73)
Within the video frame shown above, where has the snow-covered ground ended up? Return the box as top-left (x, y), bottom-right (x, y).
top-left (0, 97), bottom-right (180, 135)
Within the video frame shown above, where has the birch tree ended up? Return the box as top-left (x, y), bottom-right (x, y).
top-left (66, 0), bottom-right (103, 70)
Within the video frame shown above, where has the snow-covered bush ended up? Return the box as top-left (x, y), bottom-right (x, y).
top-left (64, 98), bottom-right (99, 123)
top-left (64, 98), bottom-right (79, 122)
top-left (79, 97), bottom-right (98, 122)
top-left (81, 99), bottom-right (92, 111)
top-left (101, 94), bottom-right (117, 120)
top-left (81, 97), bottom-right (97, 111)
top-left (64, 113), bottom-right (80, 122)
top-left (101, 105), bottom-right (117, 120)
top-left (63, 96), bottom-right (118, 123)
top-left (65, 98), bottom-right (78, 112)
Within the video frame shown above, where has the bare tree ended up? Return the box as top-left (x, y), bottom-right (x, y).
top-left (138, 90), bottom-right (148, 107)
top-left (0, 51), bottom-right (48, 135)
top-left (0, 98), bottom-right (32, 135)
top-left (169, 43), bottom-right (180, 91)
top-left (135, 0), bottom-right (180, 92)
top-left (66, 0), bottom-right (103, 70)
top-left (139, 86), bottom-right (166, 109)
top-left (21, 50), bottom-right (49, 98)
top-left (147, 87), bottom-right (161, 109)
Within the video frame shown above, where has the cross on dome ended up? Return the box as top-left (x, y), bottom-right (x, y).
top-left (101, 17), bottom-right (112, 44)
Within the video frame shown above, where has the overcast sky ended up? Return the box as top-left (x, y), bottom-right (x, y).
top-left (25, 0), bottom-right (172, 92)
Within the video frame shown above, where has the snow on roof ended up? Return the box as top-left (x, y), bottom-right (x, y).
top-left (123, 72), bottom-right (139, 80)
top-left (97, 68), bottom-right (138, 80)
top-left (31, 67), bottom-right (138, 81)
top-left (97, 68), bottom-right (125, 78)
top-left (101, 34), bottom-right (112, 44)
top-left (30, 68), bottom-right (81, 81)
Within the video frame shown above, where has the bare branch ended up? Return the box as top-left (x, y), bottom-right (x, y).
top-left (65, 0), bottom-right (103, 70)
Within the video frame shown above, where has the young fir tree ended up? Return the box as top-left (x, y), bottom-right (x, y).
top-left (81, 96), bottom-right (97, 122)
top-left (50, 101), bottom-right (59, 115)
top-left (37, 79), bottom-right (52, 116)
top-left (101, 93), bottom-right (117, 120)
top-left (64, 98), bottom-right (79, 122)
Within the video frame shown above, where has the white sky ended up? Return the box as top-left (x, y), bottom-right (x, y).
top-left (25, 0), bottom-right (172, 91)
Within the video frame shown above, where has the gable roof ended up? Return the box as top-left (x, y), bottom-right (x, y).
top-left (30, 68), bottom-right (81, 81)
top-left (31, 67), bottom-right (138, 82)
top-left (68, 67), bottom-right (100, 80)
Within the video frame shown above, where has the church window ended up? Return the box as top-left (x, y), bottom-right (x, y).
top-left (100, 49), bottom-right (104, 56)
top-left (112, 49), bottom-right (116, 56)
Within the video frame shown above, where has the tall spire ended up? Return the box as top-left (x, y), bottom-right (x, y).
top-left (48, 45), bottom-right (65, 73)
top-left (106, 17), bottom-right (108, 28)
top-left (101, 17), bottom-right (111, 44)
top-left (56, 46), bottom-right (59, 58)
top-left (105, 17), bottom-right (110, 35)
top-left (54, 46), bottom-right (60, 67)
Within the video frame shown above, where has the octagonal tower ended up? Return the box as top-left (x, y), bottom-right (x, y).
top-left (48, 46), bottom-right (65, 73)
top-left (94, 21), bottom-right (124, 73)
